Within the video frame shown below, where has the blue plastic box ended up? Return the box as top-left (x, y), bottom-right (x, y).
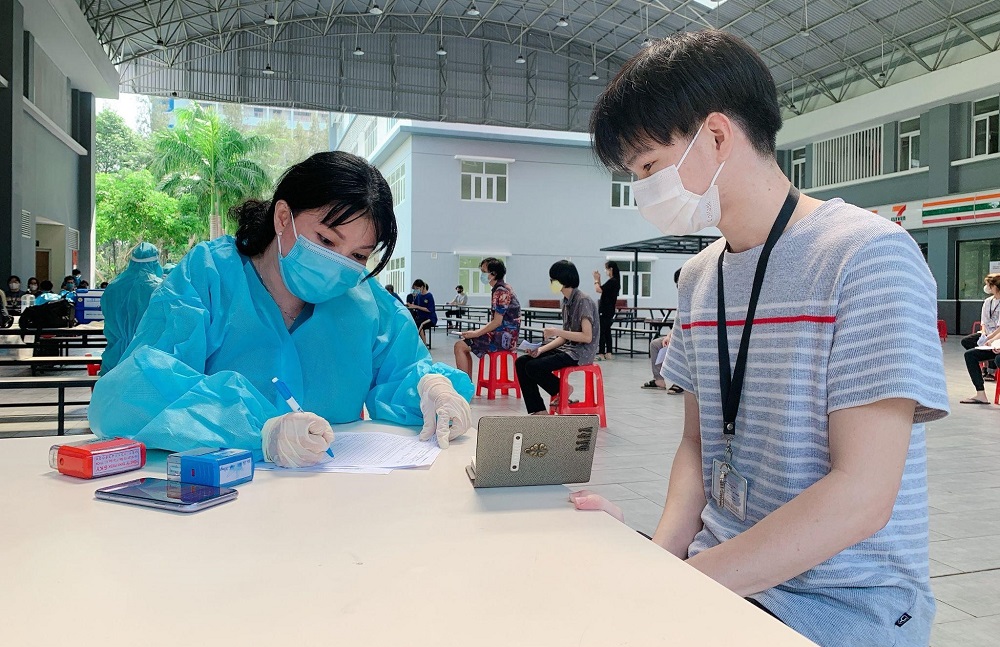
top-left (166, 448), bottom-right (254, 487)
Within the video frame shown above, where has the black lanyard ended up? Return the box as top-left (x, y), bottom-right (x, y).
top-left (717, 186), bottom-right (800, 438)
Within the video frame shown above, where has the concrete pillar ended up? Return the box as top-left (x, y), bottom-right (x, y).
top-left (0, 0), bottom-right (25, 280)
top-left (927, 226), bottom-right (956, 332)
top-left (72, 89), bottom-right (95, 281)
top-left (927, 104), bottom-right (962, 197)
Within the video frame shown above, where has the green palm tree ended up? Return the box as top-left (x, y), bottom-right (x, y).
top-left (152, 105), bottom-right (271, 240)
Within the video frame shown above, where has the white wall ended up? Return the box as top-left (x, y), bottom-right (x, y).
top-left (406, 134), bottom-right (695, 308)
top-left (36, 223), bottom-right (67, 282)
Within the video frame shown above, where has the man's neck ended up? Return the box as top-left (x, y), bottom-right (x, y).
top-left (717, 161), bottom-right (812, 253)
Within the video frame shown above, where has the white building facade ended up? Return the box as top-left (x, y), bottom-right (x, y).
top-left (337, 116), bottom-right (691, 309)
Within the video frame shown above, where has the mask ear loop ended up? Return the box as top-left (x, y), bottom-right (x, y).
top-left (709, 161), bottom-right (726, 187)
top-left (676, 122), bottom-right (706, 169)
top-left (276, 212), bottom-right (298, 258)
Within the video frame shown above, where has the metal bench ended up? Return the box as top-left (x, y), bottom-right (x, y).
top-left (0, 376), bottom-right (99, 435)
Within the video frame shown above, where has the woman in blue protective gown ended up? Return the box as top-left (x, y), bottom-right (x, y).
top-left (89, 152), bottom-right (474, 467)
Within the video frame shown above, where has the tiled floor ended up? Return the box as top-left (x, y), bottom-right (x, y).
top-left (3, 338), bottom-right (1000, 645)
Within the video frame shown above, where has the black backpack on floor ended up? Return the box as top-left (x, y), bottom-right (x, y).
top-left (19, 299), bottom-right (77, 331)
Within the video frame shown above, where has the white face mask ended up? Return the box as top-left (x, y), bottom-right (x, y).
top-left (630, 122), bottom-right (726, 236)
top-left (985, 285), bottom-right (993, 295)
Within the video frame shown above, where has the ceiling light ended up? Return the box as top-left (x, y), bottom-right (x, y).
top-left (466, 3), bottom-right (480, 16)
top-left (264, 14), bottom-right (278, 26)
top-left (556, 16), bottom-right (569, 27)
top-left (437, 45), bottom-right (447, 56)
top-left (263, 64), bottom-right (275, 75)
top-left (877, 71), bottom-right (887, 82)
top-left (589, 71), bottom-right (599, 80)
top-left (154, 38), bottom-right (166, 50)
top-left (368, 3), bottom-right (383, 15)
top-left (353, 46), bottom-right (365, 56)
top-left (515, 54), bottom-right (526, 64)
top-left (798, 27), bottom-right (810, 37)
top-left (640, 37), bottom-right (653, 48)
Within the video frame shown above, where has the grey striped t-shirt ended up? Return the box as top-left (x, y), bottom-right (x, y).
top-left (662, 199), bottom-right (949, 647)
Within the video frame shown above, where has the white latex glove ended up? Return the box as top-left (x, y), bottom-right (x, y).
top-left (417, 373), bottom-right (473, 449)
top-left (261, 412), bottom-right (335, 468)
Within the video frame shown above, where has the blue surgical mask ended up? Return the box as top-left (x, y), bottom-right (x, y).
top-left (277, 217), bottom-right (367, 303)
top-left (480, 273), bottom-right (490, 285)
top-left (411, 288), bottom-right (420, 296)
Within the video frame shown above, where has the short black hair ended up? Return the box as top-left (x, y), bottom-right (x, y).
top-left (549, 260), bottom-right (580, 289)
top-left (455, 285), bottom-right (464, 292)
top-left (232, 151), bottom-right (397, 278)
top-left (8, 275), bottom-right (20, 283)
top-left (72, 269), bottom-right (82, 276)
top-left (479, 257), bottom-right (499, 270)
top-left (412, 279), bottom-right (427, 290)
top-left (40, 280), bottom-right (53, 291)
top-left (590, 30), bottom-right (782, 171)
top-left (385, 284), bottom-right (395, 292)
top-left (674, 268), bottom-right (682, 284)
top-left (485, 259), bottom-right (507, 282)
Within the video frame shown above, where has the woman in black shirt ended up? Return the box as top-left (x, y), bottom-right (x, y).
top-left (593, 261), bottom-right (620, 360)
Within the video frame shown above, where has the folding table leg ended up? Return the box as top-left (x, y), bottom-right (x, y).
top-left (57, 387), bottom-right (65, 436)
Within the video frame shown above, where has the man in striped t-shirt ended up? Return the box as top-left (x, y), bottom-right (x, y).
top-left (590, 31), bottom-right (949, 647)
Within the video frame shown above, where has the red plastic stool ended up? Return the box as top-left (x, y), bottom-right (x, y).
top-left (548, 364), bottom-right (607, 427)
top-left (937, 320), bottom-right (948, 343)
top-left (477, 351), bottom-right (521, 400)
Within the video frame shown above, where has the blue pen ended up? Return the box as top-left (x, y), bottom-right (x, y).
top-left (271, 377), bottom-right (334, 457)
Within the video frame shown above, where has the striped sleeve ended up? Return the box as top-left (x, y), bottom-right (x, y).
top-left (661, 306), bottom-right (694, 392)
top-left (826, 233), bottom-right (950, 422)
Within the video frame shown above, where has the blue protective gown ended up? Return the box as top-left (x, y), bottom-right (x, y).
top-left (88, 237), bottom-right (474, 460)
top-left (98, 245), bottom-right (163, 376)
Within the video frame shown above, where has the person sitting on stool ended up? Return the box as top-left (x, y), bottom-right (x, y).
top-left (515, 260), bottom-right (598, 414)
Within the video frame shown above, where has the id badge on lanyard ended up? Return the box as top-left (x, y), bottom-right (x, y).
top-left (714, 185), bottom-right (799, 522)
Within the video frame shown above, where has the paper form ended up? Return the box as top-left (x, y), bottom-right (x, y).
top-left (255, 431), bottom-right (441, 472)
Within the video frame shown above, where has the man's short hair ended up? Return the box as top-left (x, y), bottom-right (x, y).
top-left (485, 259), bottom-right (507, 282)
top-left (590, 30), bottom-right (782, 171)
top-left (549, 260), bottom-right (580, 289)
top-left (385, 284), bottom-right (395, 292)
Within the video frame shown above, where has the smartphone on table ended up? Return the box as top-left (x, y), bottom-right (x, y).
top-left (95, 477), bottom-right (237, 513)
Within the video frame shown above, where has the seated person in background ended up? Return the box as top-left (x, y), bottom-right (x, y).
top-left (515, 260), bottom-right (598, 414)
top-left (5, 275), bottom-right (25, 313)
top-left (99, 242), bottom-right (164, 376)
top-left (454, 260), bottom-right (521, 379)
top-left (445, 285), bottom-right (468, 323)
top-left (34, 280), bottom-right (61, 305)
top-left (99, 281), bottom-right (109, 289)
top-left (59, 276), bottom-right (77, 302)
top-left (89, 151), bottom-right (473, 465)
top-left (26, 277), bottom-right (40, 295)
top-left (384, 283), bottom-right (403, 304)
top-left (961, 273), bottom-right (1000, 404)
top-left (78, 280), bottom-right (90, 289)
top-left (72, 269), bottom-right (82, 287)
top-left (643, 268), bottom-right (684, 394)
top-left (407, 279), bottom-right (437, 347)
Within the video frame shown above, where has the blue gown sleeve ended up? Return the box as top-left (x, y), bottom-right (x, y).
top-left (88, 245), bottom-right (279, 460)
top-left (365, 288), bottom-right (473, 425)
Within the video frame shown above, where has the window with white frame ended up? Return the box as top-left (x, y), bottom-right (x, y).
top-left (611, 171), bottom-right (637, 208)
top-left (617, 260), bottom-right (652, 299)
top-left (383, 256), bottom-right (405, 294)
top-left (386, 163), bottom-right (406, 207)
top-left (973, 96), bottom-right (999, 157)
top-left (812, 125), bottom-right (883, 187)
top-left (791, 148), bottom-right (806, 189)
top-left (460, 161), bottom-right (508, 202)
top-left (458, 255), bottom-right (507, 297)
top-left (364, 123), bottom-right (378, 158)
top-left (898, 118), bottom-right (921, 171)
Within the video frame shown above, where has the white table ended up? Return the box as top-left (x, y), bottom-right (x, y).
top-left (0, 423), bottom-right (814, 647)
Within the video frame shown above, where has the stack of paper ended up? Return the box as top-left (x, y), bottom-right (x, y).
top-left (256, 431), bottom-right (441, 474)
top-left (517, 340), bottom-right (543, 352)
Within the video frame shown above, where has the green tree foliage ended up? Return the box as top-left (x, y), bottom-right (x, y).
top-left (94, 170), bottom-right (202, 282)
top-left (151, 105), bottom-right (271, 238)
top-left (95, 109), bottom-right (142, 173)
